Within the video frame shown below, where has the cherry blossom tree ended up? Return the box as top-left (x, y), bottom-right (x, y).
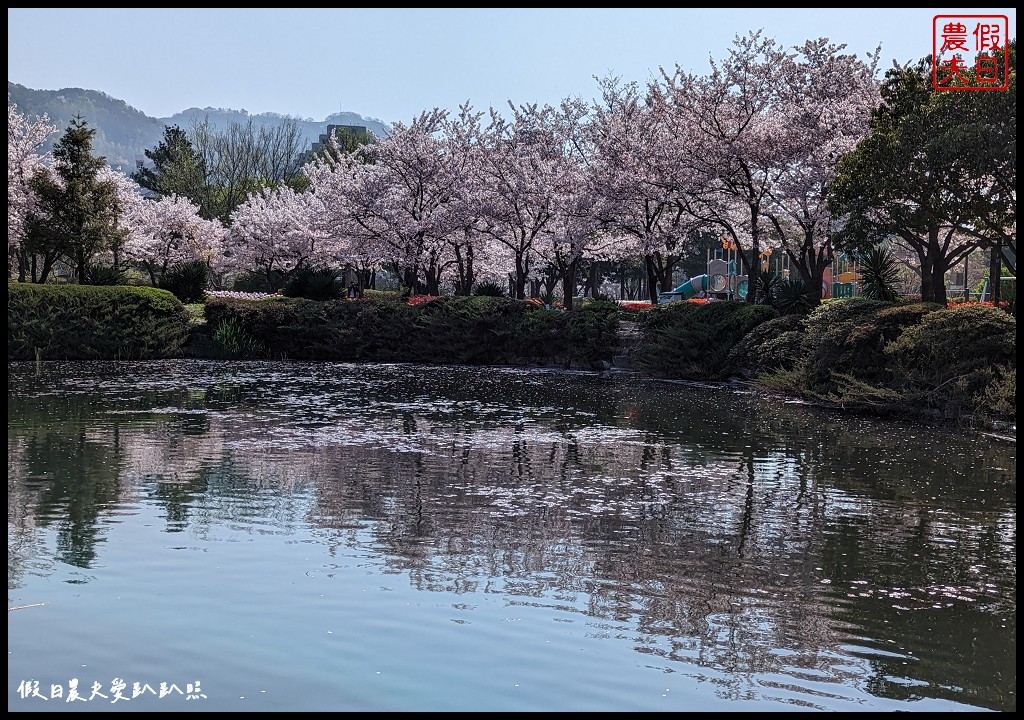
top-left (532, 97), bottom-right (618, 309)
top-left (473, 102), bottom-right (566, 299)
top-left (655, 31), bottom-right (801, 303)
top-left (225, 184), bottom-right (330, 289)
top-left (94, 166), bottom-right (147, 271)
top-left (8, 100), bottom-right (57, 281)
top-left (302, 152), bottom-right (383, 295)
top-left (587, 75), bottom-right (698, 302)
top-left (122, 189), bottom-right (225, 286)
top-left (436, 103), bottom-right (495, 295)
top-left (761, 38), bottom-right (881, 304)
top-left (306, 108), bottom-right (469, 295)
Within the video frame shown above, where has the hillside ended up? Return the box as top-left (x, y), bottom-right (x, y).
top-left (8, 81), bottom-right (392, 171)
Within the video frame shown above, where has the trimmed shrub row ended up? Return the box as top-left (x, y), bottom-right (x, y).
top-left (203, 295), bottom-right (620, 367)
top-left (8, 283), bottom-right (191, 360)
top-left (633, 300), bottom-right (779, 380)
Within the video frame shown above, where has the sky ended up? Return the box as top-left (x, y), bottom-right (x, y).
top-left (8, 8), bottom-right (1018, 126)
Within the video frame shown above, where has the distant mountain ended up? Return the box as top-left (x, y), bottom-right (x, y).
top-left (8, 81), bottom-right (392, 171)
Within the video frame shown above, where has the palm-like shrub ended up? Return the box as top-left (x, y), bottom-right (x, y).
top-left (159, 260), bottom-right (209, 303)
top-left (774, 278), bottom-right (815, 315)
top-left (755, 271), bottom-right (783, 307)
top-left (859, 246), bottom-right (902, 302)
top-left (473, 281), bottom-right (505, 297)
top-left (283, 266), bottom-right (344, 301)
top-left (81, 263), bottom-right (127, 286)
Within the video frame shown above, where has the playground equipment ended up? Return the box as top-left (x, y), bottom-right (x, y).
top-left (659, 242), bottom-right (861, 303)
top-left (979, 275), bottom-right (1016, 303)
top-left (762, 248), bottom-right (833, 299)
top-left (660, 238), bottom-right (748, 302)
top-left (665, 273), bottom-right (710, 300)
top-left (832, 252), bottom-right (862, 299)
top-left (949, 243), bottom-right (1017, 301)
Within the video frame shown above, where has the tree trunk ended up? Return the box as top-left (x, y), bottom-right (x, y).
top-left (989, 238), bottom-right (1002, 306)
top-left (923, 256), bottom-right (950, 306)
top-left (17, 250), bottom-right (28, 283)
top-left (654, 264), bottom-right (673, 300)
top-left (744, 210), bottom-right (761, 304)
top-left (587, 262), bottom-right (599, 298)
top-left (402, 265), bottom-right (420, 295)
top-left (645, 255), bottom-right (659, 303)
top-left (38, 255), bottom-right (54, 284)
top-left (453, 240), bottom-right (475, 295)
top-left (513, 255), bottom-right (528, 299)
top-left (561, 258), bottom-right (577, 311)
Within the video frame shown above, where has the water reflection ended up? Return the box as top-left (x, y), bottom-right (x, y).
top-left (7, 360), bottom-right (1016, 711)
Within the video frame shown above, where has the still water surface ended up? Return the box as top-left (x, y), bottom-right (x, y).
top-left (7, 360), bottom-right (1016, 712)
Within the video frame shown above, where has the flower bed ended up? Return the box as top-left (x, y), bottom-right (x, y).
top-left (946, 300), bottom-right (1011, 309)
top-left (206, 290), bottom-right (279, 301)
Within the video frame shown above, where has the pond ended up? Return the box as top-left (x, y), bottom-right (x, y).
top-left (7, 360), bottom-right (1016, 712)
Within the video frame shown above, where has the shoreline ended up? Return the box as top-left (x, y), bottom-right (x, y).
top-left (13, 355), bottom-right (1016, 440)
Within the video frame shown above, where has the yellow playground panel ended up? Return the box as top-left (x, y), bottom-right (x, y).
top-left (832, 252), bottom-right (862, 298)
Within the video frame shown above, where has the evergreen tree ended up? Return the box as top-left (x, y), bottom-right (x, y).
top-left (931, 41), bottom-right (1016, 303)
top-left (24, 115), bottom-right (126, 283)
top-left (827, 46), bottom-right (1015, 305)
top-left (131, 125), bottom-right (209, 212)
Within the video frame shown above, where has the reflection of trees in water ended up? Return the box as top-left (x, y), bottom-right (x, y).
top-left (8, 437), bottom-right (50, 590)
top-left (264, 426), bottom-right (1012, 708)
top-left (8, 419), bottom-right (128, 569)
top-left (8, 361), bottom-right (1016, 710)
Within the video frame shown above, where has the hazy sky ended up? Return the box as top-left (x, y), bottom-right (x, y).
top-left (8, 8), bottom-right (1018, 125)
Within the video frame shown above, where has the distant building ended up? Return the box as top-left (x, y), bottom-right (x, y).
top-left (309, 124), bottom-right (369, 154)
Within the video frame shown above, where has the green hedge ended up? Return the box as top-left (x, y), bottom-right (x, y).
top-left (723, 314), bottom-right (807, 378)
top-left (203, 295), bottom-right (618, 366)
top-left (730, 298), bottom-right (1016, 422)
top-left (633, 300), bottom-right (779, 379)
top-left (629, 296), bottom-right (1014, 423)
top-left (11, 285), bottom-right (1012, 424)
top-left (800, 300), bottom-right (945, 396)
top-left (883, 304), bottom-right (1016, 419)
top-left (8, 283), bottom-right (191, 360)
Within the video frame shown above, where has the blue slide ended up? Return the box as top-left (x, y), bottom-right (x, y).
top-left (665, 274), bottom-right (709, 299)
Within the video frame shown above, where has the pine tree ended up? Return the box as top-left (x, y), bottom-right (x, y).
top-left (24, 115), bottom-right (126, 283)
top-left (132, 125), bottom-right (208, 213)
